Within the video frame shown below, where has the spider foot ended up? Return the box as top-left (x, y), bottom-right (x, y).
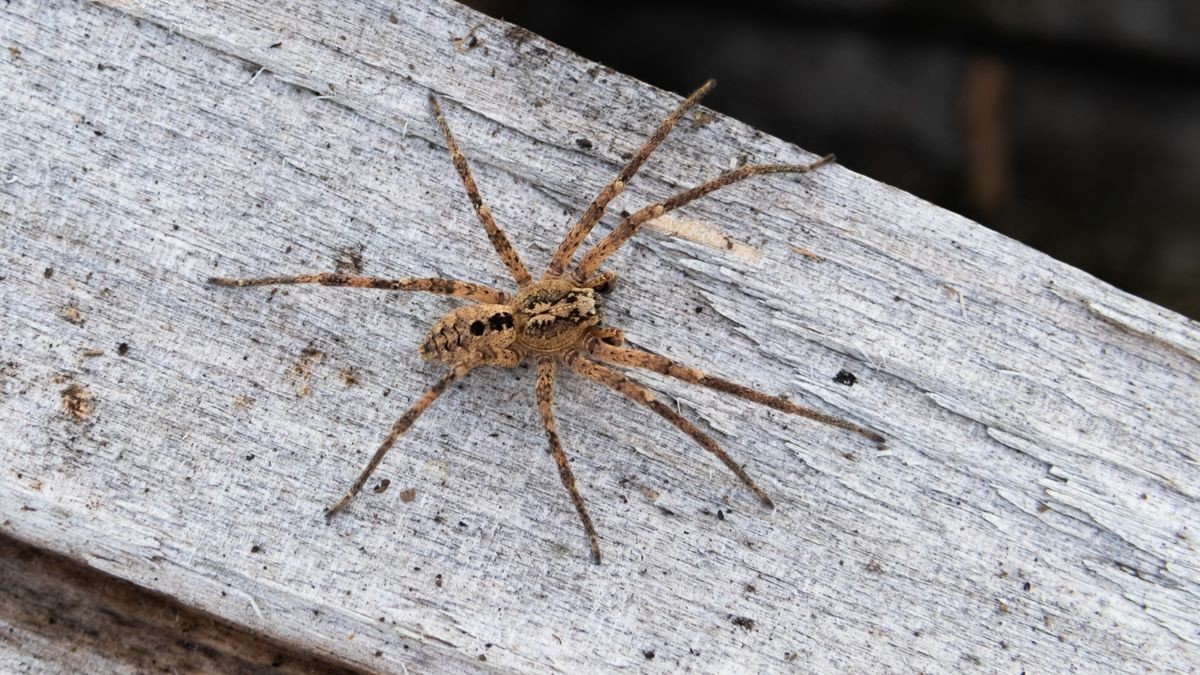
top-left (323, 494), bottom-right (353, 520)
top-left (754, 488), bottom-right (776, 510)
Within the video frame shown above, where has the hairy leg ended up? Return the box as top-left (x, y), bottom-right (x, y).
top-left (429, 94), bottom-right (532, 286)
top-left (579, 270), bottom-right (617, 295)
top-left (573, 156), bottom-right (835, 281)
top-left (586, 337), bottom-right (884, 447)
top-left (209, 273), bottom-right (509, 304)
top-left (536, 356), bottom-right (602, 563)
top-left (563, 351), bottom-right (773, 507)
top-left (544, 80), bottom-right (716, 278)
top-left (324, 356), bottom-right (481, 519)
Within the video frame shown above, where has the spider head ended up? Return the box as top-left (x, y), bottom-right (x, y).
top-left (512, 279), bottom-right (602, 352)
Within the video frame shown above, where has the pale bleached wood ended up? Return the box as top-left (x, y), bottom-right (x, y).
top-left (1, 1), bottom-right (1198, 673)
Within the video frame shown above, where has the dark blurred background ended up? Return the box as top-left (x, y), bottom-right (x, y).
top-left (462, 0), bottom-right (1200, 319)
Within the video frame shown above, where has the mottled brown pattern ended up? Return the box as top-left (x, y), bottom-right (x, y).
top-left (511, 280), bottom-right (601, 352)
top-left (211, 80), bottom-right (879, 562)
top-left (419, 304), bottom-right (519, 363)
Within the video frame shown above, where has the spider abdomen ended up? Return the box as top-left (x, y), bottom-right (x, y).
top-left (419, 304), bottom-right (516, 362)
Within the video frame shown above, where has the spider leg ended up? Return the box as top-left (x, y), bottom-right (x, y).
top-left (543, 80), bottom-right (716, 278)
top-left (324, 356), bottom-right (479, 519)
top-left (573, 156), bottom-right (835, 282)
top-left (585, 336), bottom-right (885, 447)
top-left (209, 273), bottom-right (510, 304)
top-left (428, 94), bottom-right (532, 287)
top-left (563, 351), bottom-right (774, 508)
top-left (536, 356), bottom-right (602, 564)
top-left (578, 270), bottom-right (617, 295)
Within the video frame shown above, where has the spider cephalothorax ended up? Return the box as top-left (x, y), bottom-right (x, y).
top-left (513, 280), bottom-right (602, 352)
top-left (211, 79), bottom-right (883, 563)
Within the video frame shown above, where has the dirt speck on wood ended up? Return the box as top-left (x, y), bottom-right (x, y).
top-left (334, 245), bottom-right (364, 274)
top-left (60, 304), bottom-right (84, 325)
top-left (290, 346), bottom-right (325, 398)
top-left (61, 383), bottom-right (94, 421)
top-left (729, 615), bottom-right (755, 630)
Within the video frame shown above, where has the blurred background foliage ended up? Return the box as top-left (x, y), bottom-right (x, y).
top-left (463, 0), bottom-right (1200, 319)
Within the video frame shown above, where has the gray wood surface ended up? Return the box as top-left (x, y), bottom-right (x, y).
top-left (2, 0), bottom-right (1197, 672)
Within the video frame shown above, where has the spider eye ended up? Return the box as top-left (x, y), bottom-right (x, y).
top-left (594, 280), bottom-right (612, 295)
top-left (469, 320), bottom-right (485, 336)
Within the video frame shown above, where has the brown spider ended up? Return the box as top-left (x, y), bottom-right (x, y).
top-left (210, 80), bottom-right (883, 563)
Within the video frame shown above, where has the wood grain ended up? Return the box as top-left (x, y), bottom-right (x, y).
top-left (1, 0), bottom-right (1197, 672)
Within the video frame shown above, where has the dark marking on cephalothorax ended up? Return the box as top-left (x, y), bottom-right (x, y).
top-left (512, 281), bottom-right (602, 352)
top-left (489, 313), bottom-right (513, 330)
top-left (521, 290), bottom-right (599, 334)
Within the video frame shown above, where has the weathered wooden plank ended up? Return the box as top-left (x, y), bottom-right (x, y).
top-left (1, 0), bottom-right (1197, 672)
top-left (0, 532), bottom-right (359, 674)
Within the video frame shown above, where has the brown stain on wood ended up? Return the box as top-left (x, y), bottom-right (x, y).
top-left (290, 346), bottom-right (325, 398)
top-left (60, 304), bottom-right (84, 325)
top-left (60, 383), bottom-right (94, 421)
top-left (334, 245), bottom-right (364, 274)
top-left (790, 245), bottom-right (825, 263)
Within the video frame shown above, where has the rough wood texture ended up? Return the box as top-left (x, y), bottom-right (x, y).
top-left (0, 532), bottom-right (358, 674)
top-left (2, 1), bottom-right (1197, 672)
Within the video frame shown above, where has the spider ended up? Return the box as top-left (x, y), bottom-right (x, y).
top-left (210, 79), bottom-right (884, 563)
